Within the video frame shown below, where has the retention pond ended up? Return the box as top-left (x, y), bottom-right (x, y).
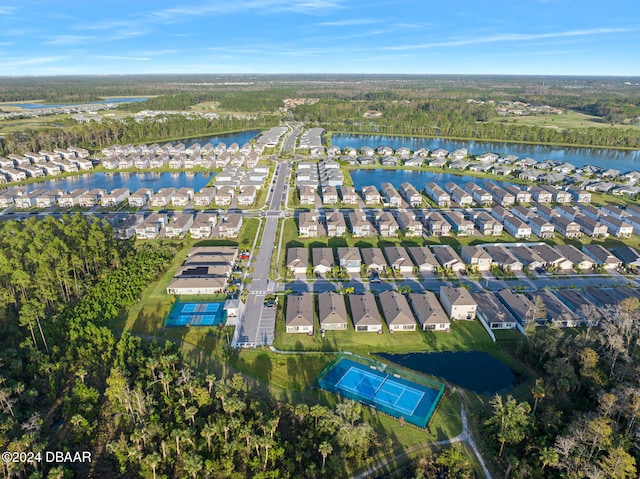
top-left (377, 351), bottom-right (516, 395)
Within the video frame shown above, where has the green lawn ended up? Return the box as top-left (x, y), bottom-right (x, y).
top-left (489, 110), bottom-right (640, 131)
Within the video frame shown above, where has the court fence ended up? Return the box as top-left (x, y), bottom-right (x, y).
top-left (317, 351), bottom-right (445, 428)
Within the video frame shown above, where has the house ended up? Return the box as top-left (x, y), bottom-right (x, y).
top-left (496, 289), bottom-right (537, 326)
top-left (14, 189), bottom-right (46, 208)
top-left (101, 188), bottom-right (130, 207)
top-left (348, 292), bottom-right (383, 333)
top-left (194, 187), bottom-right (216, 207)
top-left (348, 211), bottom-right (374, 237)
top-left (554, 290), bottom-right (602, 326)
top-left (383, 246), bottom-right (413, 274)
top-left (217, 214), bottom-right (243, 238)
top-left (112, 214), bottom-right (144, 240)
top-left (439, 286), bottom-right (477, 320)
top-left (429, 157), bottom-right (447, 168)
top-left (511, 205), bottom-right (537, 223)
top-left (408, 291), bottom-right (450, 331)
top-left (169, 188), bottom-right (193, 207)
top-left (237, 186), bottom-right (257, 206)
top-left (555, 245), bottom-right (595, 271)
top-left (474, 211), bottom-right (503, 236)
top-left (340, 186), bottom-right (359, 205)
top-left (431, 245), bottom-right (465, 272)
top-left (582, 244), bottom-right (622, 270)
top-left (399, 182), bottom-right (423, 207)
top-left (445, 183), bottom-right (473, 207)
top-left (381, 182), bottom-right (402, 207)
top-left (298, 185), bottom-right (316, 204)
top-left (360, 248), bottom-right (387, 273)
top-left (510, 246), bottom-right (546, 271)
top-left (551, 216), bottom-right (582, 239)
top-left (128, 188), bottom-right (152, 207)
top-left (531, 290), bottom-right (580, 327)
top-left (599, 216), bottom-right (633, 238)
top-left (600, 204), bottom-right (631, 220)
top-left (135, 213), bottom-right (167, 239)
top-left (425, 211), bottom-right (452, 236)
top-left (574, 215), bottom-right (608, 238)
top-left (78, 189), bottom-right (105, 208)
top-left (407, 246), bottom-right (439, 273)
top-left (213, 186), bottom-right (235, 206)
top-left (319, 185), bottom-right (337, 205)
top-left (484, 245), bottom-right (523, 272)
top-left (35, 189), bottom-right (64, 208)
top-left (465, 182), bottom-right (493, 206)
top-left (375, 211), bottom-right (400, 237)
top-left (503, 216), bottom-right (532, 239)
top-left (166, 277), bottom-right (226, 295)
top-left (150, 188), bottom-right (176, 207)
top-left (379, 291), bottom-right (416, 332)
top-left (287, 247), bottom-right (309, 275)
top-left (472, 292), bottom-right (517, 329)
top-left (325, 211), bottom-right (347, 237)
top-left (189, 214), bottom-right (217, 239)
top-left (531, 244), bottom-right (573, 270)
top-left (318, 292), bottom-right (348, 331)
top-left (487, 184), bottom-right (515, 207)
top-left (362, 185), bottom-right (381, 204)
top-left (567, 186), bottom-right (591, 203)
top-left (164, 213), bottom-right (194, 239)
top-left (312, 248), bottom-right (335, 275)
top-left (286, 293), bottom-right (314, 334)
top-left (396, 211), bottom-right (423, 237)
top-left (299, 212), bottom-right (325, 237)
top-left (337, 247), bottom-right (362, 273)
top-left (444, 211), bottom-right (475, 236)
top-left (612, 246), bottom-right (640, 270)
top-left (460, 246), bottom-right (493, 271)
top-left (556, 204), bottom-right (581, 221)
top-left (0, 167), bottom-right (27, 182)
top-left (58, 189), bottom-right (89, 208)
top-left (379, 155), bottom-right (397, 166)
top-left (431, 148), bottom-right (449, 159)
top-left (424, 182), bottom-right (450, 207)
top-left (541, 185), bottom-right (571, 203)
top-left (529, 216), bottom-right (555, 239)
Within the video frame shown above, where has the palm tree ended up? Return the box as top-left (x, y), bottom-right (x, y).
top-left (318, 441), bottom-right (333, 470)
top-left (539, 447), bottom-right (559, 470)
top-left (201, 423), bottom-right (216, 452)
top-left (531, 378), bottom-right (546, 415)
top-left (144, 452), bottom-right (161, 479)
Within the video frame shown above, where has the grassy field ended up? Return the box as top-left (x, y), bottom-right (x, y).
top-left (489, 110), bottom-right (640, 131)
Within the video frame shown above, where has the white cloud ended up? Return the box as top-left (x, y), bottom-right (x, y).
top-left (317, 18), bottom-right (378, 26)
top-left (2, 56), bottom-right (66, 67)
top-left (384, 27), bottom-right (630, 51)
top-left (0, 6), bottom-right (17, 15)
top-left (43, 35), bottom-right (92, 46)
top-left (94, 55), bottom-right (151, 61)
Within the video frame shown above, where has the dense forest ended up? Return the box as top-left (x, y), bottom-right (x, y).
top-left (479, 298), bottom-right (640, 478)
top-left (0, 114), bottom-right (278, 156)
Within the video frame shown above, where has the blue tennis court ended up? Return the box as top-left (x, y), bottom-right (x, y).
top-left (165, 302), bottom-right (227, 327)
top-left (318, 358), bottom-right (444, 428)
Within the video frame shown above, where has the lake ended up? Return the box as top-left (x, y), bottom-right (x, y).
top-left (5, 97), bottom-right (149, 109)
top-left (332, 134), bottom-right (640, 172)
top-left (20, 172), bottom-right (212, 194)
top-left (350, 169), bottom-right (511, 191)
top-left (377, 351), bottom-right (516, 395)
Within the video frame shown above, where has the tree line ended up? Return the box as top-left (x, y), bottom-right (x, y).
top-left (0, 114), bottom-right (278, 156)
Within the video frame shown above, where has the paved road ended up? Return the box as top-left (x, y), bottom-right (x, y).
top-left (233, 161), bottom-right (291, 347)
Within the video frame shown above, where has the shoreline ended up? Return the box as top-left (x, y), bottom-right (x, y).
top-left (326, 130), bottom-right (640, 153)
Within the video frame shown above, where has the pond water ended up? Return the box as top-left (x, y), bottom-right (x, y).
top-left (377, 351), bottom-right (516, 395)
top-left (5, 97), bottom-right (149, 109)
top-left (332, 133), bottom-right (640, 172)
top-left (350, 169), bottom-right (511, 191)
top-left (20, 172), bottom-right (212, 194)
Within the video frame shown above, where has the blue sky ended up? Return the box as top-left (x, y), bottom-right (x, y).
top-left (0, 0), bottom-right (638, 76)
